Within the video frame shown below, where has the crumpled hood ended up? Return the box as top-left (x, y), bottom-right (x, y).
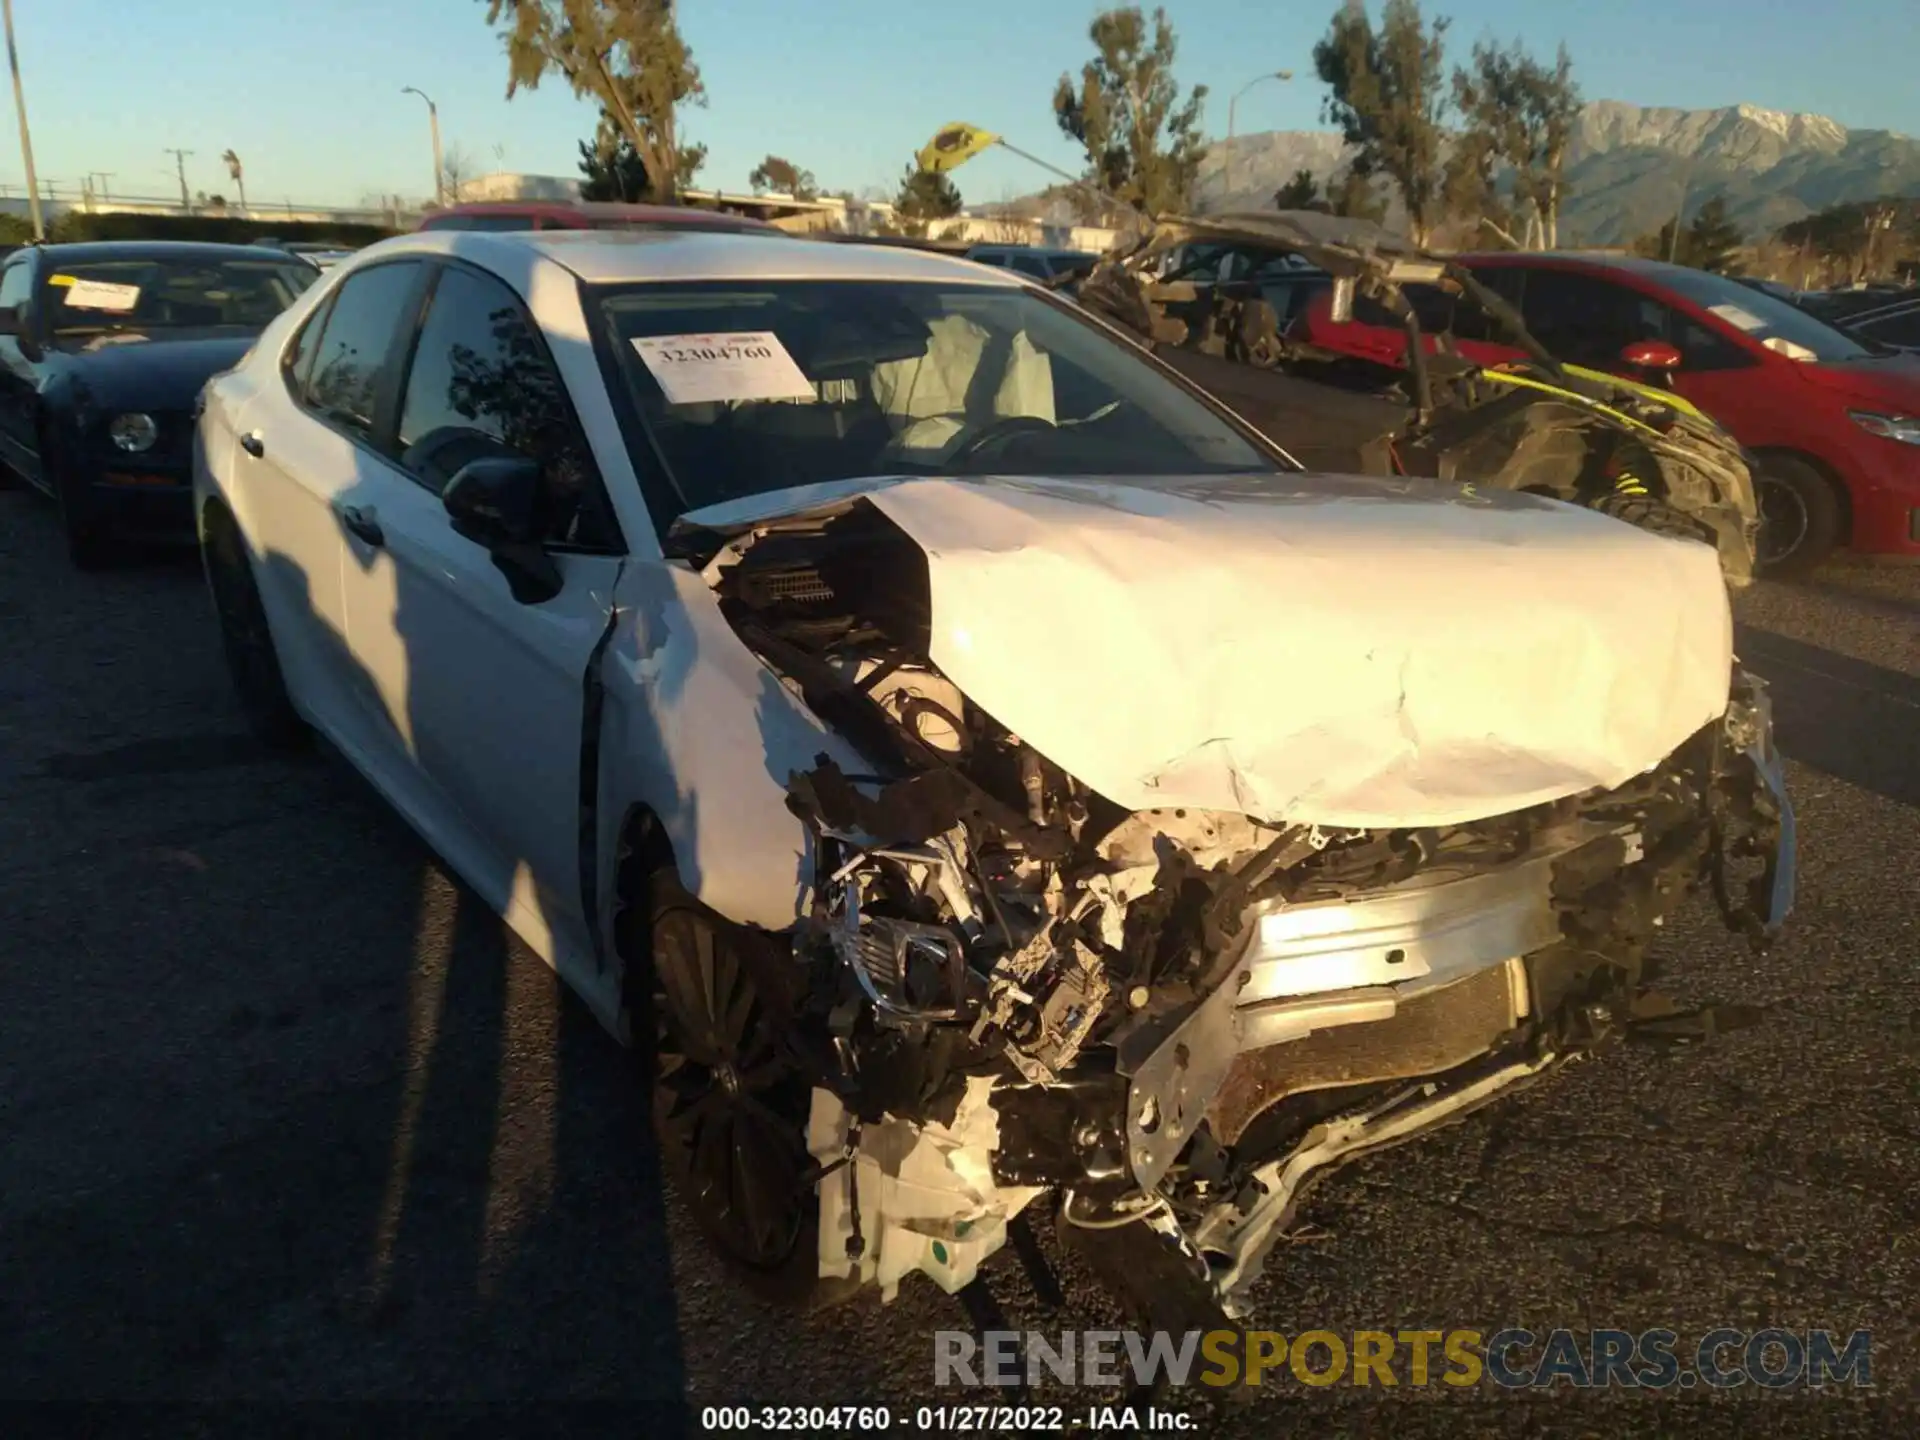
top-left (682, 472), bottom-right (1734, 829)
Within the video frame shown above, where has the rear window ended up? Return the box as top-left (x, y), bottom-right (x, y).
top-left (1854, 305), bottom-right (1920, 348)
top-left (422, 213), bottom-right (545, 233)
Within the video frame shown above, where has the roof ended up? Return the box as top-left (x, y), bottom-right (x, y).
top-left (426, 200), bottom-right (776, 232)
top-left (1456, 250), bottom-right (1703, 280)
top-left (433, 228), bottom-right (1030, 287)
top-left (27, 240), bottom-right (308, 264)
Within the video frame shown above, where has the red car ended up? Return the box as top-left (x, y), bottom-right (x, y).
top-left (1297, 253), bottom-right (1920, 575)
top-left (417, 200), bottom-right (780, 236)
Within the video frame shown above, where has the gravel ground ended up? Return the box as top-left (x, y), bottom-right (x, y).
top-left (1, 485), bottom-right (1915, 1437)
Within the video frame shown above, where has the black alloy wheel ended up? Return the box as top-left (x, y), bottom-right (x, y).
top-left (645, 878), bottom-right (824, 1296)
top-left (1753, 455), bottom-right (1841, 579)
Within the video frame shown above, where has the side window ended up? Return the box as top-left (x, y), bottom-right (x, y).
top-left (1672, 314), bottom-right (1755, 372)
top-left (1403, 283), bottom-right (1458, 334)
top-left (395, 264), bottom-right (612, 547)
top-left (281, 295), bottom-right (333, 398)
top-left (1472, 266), bottom-right (1528, 309)
top-left (303, 262), bottom-right (424, 440)
top-left (1457, 268), bottom-right (1525, 345)
top-left (1009, 254), bottom-right (1051, 280)
top-left (0, 258), bottom-right (33, 310)
top-left (1521, 271), bottom-right (1662, 366)
top-left (1350, 293), bottom-right (1400, 328)
top-left (1858, 308), bottom-right (1920, 348)
top-left (971, 252), bottom-right (1007, 268)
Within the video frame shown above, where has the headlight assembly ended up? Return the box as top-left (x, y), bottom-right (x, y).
top-left (1848, 410), bottom-right (1920, 446)
top-left (108, 412), bottom-right (159, 453)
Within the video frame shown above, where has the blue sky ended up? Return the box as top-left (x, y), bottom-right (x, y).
top-left (7, 0), bottom-right (1914, 210)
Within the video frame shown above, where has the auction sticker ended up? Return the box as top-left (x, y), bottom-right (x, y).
top-left (630, 330), bottom-right (813, 405)
top-left (60, 279), bottom-right (142, 312)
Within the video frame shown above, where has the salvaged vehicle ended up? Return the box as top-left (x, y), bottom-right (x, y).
top-left (1074, 212), bottom-right (1765, 587)
top-left (0, 240), bottom-right (319, 566)
top-left (195, 230), bottom-right (1793, 1331)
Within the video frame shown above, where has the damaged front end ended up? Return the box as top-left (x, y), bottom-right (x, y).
top-left (687, 489), bottom-right (1794, 1327)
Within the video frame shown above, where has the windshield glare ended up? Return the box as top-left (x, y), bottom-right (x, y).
top-left (46, 257), bottom-right (317, 334)
top-left (1659, 266), bottom-right (1872, 362)
top-left (598, 279), bottom-right (1277, 511)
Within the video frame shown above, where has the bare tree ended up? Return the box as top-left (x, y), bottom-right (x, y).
top-left (440, 143), bottom-right (476, 203)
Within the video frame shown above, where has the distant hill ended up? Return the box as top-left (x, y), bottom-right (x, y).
top-left (1188, 100), bottom-right (1920, 245)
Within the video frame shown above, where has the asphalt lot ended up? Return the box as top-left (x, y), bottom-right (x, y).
top-left (1, 483), bottom-right (1916, 1436)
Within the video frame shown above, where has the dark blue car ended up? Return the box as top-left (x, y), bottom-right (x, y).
top-left (0, 240), bottom-right (317, 566)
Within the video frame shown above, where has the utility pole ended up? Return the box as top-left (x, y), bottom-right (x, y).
top-left (90, 170), bottom-right (113, 201)
top-left (165, 148), bottom-right (194, 213)
top-left (2, 0), bottom-right (43, 240)
top-left (402, 87), bottom-right (445, 206)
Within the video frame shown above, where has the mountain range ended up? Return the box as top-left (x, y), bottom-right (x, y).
top-left (1181, 100), bottom-right (1920, 246)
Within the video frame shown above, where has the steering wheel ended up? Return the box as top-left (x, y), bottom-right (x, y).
top-left (947, 414), bottom-right (1057, 465)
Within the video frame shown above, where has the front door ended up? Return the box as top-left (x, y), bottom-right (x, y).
top-left (334, 260), bottom-right (627, 960)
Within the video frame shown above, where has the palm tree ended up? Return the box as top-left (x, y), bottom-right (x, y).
top-left (222, 149), bottom-right (246, 213)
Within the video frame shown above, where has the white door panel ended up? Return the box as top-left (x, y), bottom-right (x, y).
top-left (223, 388), bottom-right (367, 737)
top-left (338, 464), bottom-right (618, 959)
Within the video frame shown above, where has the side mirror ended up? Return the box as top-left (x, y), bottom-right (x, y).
top-left (1621, 339), bottom-right (1682, 371)
top-left (442, 455), bottom-right (562, 605)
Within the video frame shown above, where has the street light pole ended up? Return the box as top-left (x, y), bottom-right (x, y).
top-left (1225, 70), bottom-right (1293, 204)
top-left (2, 0), bottom-right (43, 240)
top-left (403, 87), bottom-right (445, 206)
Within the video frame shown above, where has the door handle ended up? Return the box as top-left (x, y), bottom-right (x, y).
top-left (239, 431), bottom-right (265, 458)
top-left (337, 504), bottom-right (384, 547)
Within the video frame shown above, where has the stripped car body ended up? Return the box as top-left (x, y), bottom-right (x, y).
top-left (1074, 211), bottom-right (1764, 588)
top-left (672, 470), bottom-right (1792, 1324)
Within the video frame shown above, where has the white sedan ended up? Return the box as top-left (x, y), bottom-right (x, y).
top-left (193, 229), bottom-right (1791, 1323)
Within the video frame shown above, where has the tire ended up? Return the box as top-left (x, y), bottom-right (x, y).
top-left (624, 866), bottom-right (856, 1310)
top-left (1753, 454), bottom-right (1842, 580)
top-left (44, 429), bottom-right (114, 570)
top-left (202, 506), bottom-right (309, 750)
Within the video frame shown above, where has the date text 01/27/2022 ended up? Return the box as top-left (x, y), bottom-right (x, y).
top-left (698, 1404), bottom-right (1192, 1432)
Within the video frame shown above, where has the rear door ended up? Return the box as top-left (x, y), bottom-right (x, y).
top-left (226, 259), bottom-right (430, 742)
top-left (333, 258), bottom-right (625, 954)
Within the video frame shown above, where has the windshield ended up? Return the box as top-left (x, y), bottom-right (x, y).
top-left (597, 278), bottom-right (1278, 511)
top-left (1658, 265), bottom-right (1873, 363)
top-left (44, 256), bottom-right (317, 335)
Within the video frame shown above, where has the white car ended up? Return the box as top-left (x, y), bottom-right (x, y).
top-left (193, 229), bottom-right (1793, 1324)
